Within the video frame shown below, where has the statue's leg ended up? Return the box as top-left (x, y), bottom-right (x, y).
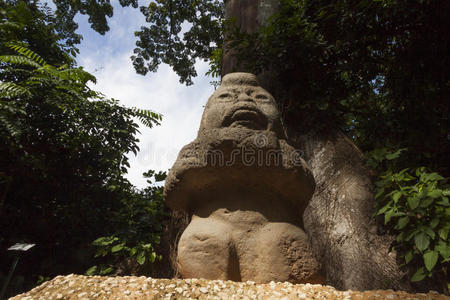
top-left (238, 222), bottom-right (323, 283)
top-left (177, 216), bottom-right (240, 281)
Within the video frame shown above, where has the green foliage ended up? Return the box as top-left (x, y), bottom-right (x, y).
top-left (1, 0), bottom-right (140, 61)
top-left (131, 107), bottom-right (162, 129)
top-left (36, 275), bottom-right (51, 286)
top-left (0, 81), bottom-right (32, 98)
top-left (6, 43), bottom-right (46, 65)
top-left (3, 0), bottom-right (224, 85)
top-left (0, 54), bottom-right (42, 68)
top-left (224, 0), bottom-right (449, 171)
top-left (132, 0), bottom-right (224, 85)
top-left (369, 149), bottom-right (450, 283)
top-left (52, 0), bottom-right (138, 37)
top-left (0, 39), bottom-right (162, 292)
top-left (205, 47), bottom-right (222, 87)
top-left (87, 171), bottom-right (167, 275)
top-left (0, 1), bottom-right (168, 296)
top-left (0, 1), bottom-right (78, 63)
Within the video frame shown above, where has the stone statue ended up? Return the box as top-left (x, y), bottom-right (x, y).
top-left (164, 73), bottom-right (322, 283)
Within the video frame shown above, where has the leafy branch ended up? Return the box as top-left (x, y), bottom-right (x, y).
top-left (131, 107), bottom-right (162, 128)
top-left (368, 148), bottom-right (450, 284)
top-left (87, 171), bottom-right (167, 276)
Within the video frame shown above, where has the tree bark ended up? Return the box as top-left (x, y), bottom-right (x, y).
top-left (222, 0), bottom-right (279, 75)
top-left (297, 129), bottom-right (410, 291)
top-left (222, 0), bottom-right (410, 291)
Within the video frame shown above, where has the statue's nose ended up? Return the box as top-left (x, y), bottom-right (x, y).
top-left (237, 93), bottom-right (254, 103)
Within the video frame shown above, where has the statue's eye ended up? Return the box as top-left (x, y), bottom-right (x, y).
top-left (217, 92), bottom-right (232, 100)
top-left (255, 94), bottom-right (269, 101)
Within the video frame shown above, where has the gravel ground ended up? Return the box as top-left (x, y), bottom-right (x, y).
top-left (10, 274), bottom-right (449, 300)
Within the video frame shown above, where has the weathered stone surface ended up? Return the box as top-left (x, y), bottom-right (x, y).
top-left (164, 73), bottom-right (321, 283)
top-left (10, 275), bottom-right (450, 300)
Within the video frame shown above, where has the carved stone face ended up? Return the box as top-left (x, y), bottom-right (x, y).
top-left (199, 73), bottom-right (284, 137)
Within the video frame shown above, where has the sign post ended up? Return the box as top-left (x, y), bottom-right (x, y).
top-left (0, 243), bottom-right (35, 300)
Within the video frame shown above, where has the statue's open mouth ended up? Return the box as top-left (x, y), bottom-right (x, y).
top-left (223, 107), bottom-right (267, 130)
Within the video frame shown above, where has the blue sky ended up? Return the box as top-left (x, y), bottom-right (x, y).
top-left (73, 3), bottom-right (215, 188)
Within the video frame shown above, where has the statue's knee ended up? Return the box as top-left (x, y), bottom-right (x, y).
top-left (178, 217), bottom-right (232, 252)
top-left (240, 223), bottom-right (322, 283)
top-left (177, 217), bottom-right (234, 280)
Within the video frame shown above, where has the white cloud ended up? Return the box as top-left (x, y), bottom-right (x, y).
top-left (75, 5), bottom-right (214, 188)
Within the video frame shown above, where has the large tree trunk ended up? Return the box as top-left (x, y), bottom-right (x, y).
top-left (222, 0), bottom-right (410, 291)
top-left (297, 129), bottom-right (409, 291)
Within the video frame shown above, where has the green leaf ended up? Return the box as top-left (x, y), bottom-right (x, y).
top-left (436, 240), bottom-right (450, 258)
top-left (411, 267), bottom-right (427, 282)
top-left (436, 197), bottom-right (449, 206)
top-left (94, 248), bottom-right (108, 258)
top-left (423, 227), bottom-right (435, 239)
top-left (99, 266), bottom-right (114, 275)
top-left (403, 173), bottom-right (416, 181)
top-left (392, 191), bottom-right (402, 203)
top-left (426, 173), bottom-right (444, 182)
top-left (405, 250), bottom-right (413, 264)
top-left (85, 265), bottom-right (98, 276)
top-left (429, 218), bottom-right (439, 229)
top-left (384, 209), bottom-right (395, 224)
top-left (428, 189), bottom-right (442, 199)
top-left (420, 172), bottom-right (444, 183)
top-left (92, 236), bottom-right (118, 246)
top-left (407, 196), bottom-right (419, 210)
top-left (395, 216), bottom-right (409, 230)
top-left (423, 251), bottom-right (438, 271)
top-left (93, 236), bottom-right (118, 246)
top-left (386, 148), bottom-right (406, 160)
top-left (396, 232), bottom-right (404, 243)
top-left (376, 204), bottom-right (391, 215)
top-left (111, 243), bottom-right (125, 253)
top-left (406, 230), bottom-right (419, 241)
top-left (438, 227), bottom-right (448, 240)
top-left (375, 187), bottom-right (385, 199)
top-left (142, 243), bottom-right (153, 250)
top-left (414, 232), bottom-right (430, 252)
top-left (137, 251), bottom-right (146, 265)
top-left (419, 197), bottom-right (434, 208)
top-left (150, 252), bottom-right (157, 263)
top-left (415, 167), bottom-right (425, 176)
top-left (154, 171), bottom-right (166, 182)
